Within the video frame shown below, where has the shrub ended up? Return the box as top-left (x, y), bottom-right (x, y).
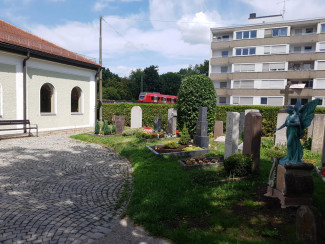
top-left (112, 124), bottom-right (117, 134)
top-left (178, 125), bottom-right (190, 145)
top-left (164, 141), bottom-right (180, 149)
top-left (122, 128), bottom-right (142, 136)
top-left (144, 133), bottom-right (151, 139)
top-left (177, 75), bottom-right (217, 136)
top-left (102, 120), bottom-right (110, 135)
top-left (94, 120), bottom-right (100, 134)
top-left (303, 136), bottom-right (312, 150)
top-left (182, 146), bottom-right (203, 151)
top-left (264, 144), bottom-right (287, 159)
top-left (223, 153), bottom-right (252, 177)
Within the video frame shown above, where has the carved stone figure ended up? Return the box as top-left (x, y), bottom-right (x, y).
top-left (277, 99), bottom-right (320, 165)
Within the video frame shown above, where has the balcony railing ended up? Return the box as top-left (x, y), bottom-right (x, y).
top-left (291, 32), bottom-right (317, 36)
top-left (212, 37), bottom-right (233, 42)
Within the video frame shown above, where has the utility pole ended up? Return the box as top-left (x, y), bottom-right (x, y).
top-left (99, 16), bottom-right (103, 122)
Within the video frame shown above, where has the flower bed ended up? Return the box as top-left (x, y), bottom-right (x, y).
top-left (178, 157), bottom-right (223, 169)
top-left (146, 144), bottom-right (209, 157)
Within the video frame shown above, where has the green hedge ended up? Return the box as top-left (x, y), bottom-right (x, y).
top-left (102, 103), bottom-right (325, 137)
top-left (102, 103), bottom-right (175, 130)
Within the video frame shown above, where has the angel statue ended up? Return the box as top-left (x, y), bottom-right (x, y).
top-left (276, 99), bottom-right (321, 165)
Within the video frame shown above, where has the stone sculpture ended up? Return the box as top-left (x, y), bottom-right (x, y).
top-left (276, 99), bottom-right (321, 165)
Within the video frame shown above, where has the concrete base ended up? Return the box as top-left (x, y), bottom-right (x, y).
top-left (265, 186), bottom-right (312, 208)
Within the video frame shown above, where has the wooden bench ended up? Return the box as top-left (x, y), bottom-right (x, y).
top-left (0, 120), bottom-right (38, 137)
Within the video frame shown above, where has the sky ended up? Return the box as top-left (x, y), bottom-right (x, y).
top-left (1, 0), bottom-right (325, 77)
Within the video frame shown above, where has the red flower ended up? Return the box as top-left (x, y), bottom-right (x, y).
top-left (321, 169), bottom-right (325, 177)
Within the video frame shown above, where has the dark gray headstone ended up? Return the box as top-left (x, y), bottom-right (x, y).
top-left (154, 116), bottom-right (162, 132)
top-left (194, 107), bottom-right (209, 148)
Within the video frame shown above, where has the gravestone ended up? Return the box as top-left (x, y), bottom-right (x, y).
top-left (311, 114), bottom-right (325, 153)
top-left (214, 121), bottom-right (223, 138)
top-left (239, 109), bottom-right (259, 138)
top-left (224, 112), bottom-right (240, 159)
top-left (275, 113), bottom-right (287, 145)
top-left (321, 131), bottom-right (325, 167)
top-left (296, 206), bottom-right (324, 243)
top-left (131, 106), bottom-right (142, 129)
top-left (114, 116), bottom-right (125, 135)
top-left (193, 107), bottom-right (209, 148)
top-left (307, 119), bottom-right (314, 138)
top-left (154, 116), bottom-right (162, 132)
top-left (167, 108), bottom-right (177, 134)
top-left (243, 112), bottom-right (262, 173)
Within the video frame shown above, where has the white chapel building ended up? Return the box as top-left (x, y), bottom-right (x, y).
top-left (0, 19), bottom-right (101, 134)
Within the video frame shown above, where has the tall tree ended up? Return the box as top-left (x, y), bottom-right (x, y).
top-left (159, 72), bottom-right (182, 96)
top-left (143, 65), bottom-right (160, 92)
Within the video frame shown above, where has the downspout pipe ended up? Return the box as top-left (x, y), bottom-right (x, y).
top-left (23, 51), bottom-right (30, 133)
top-left (94, 67), bottom-right (101, 128)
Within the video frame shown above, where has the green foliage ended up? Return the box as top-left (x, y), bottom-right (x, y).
top-left (303, 136), bottom-right (312, 150)
top-left (182, 146), bottom-right (203, 151)
top-left (264, 145), bottom-right (287, 158)
top-left (102, 103), bottom-right (175, 130)
top-left (112, 124), bottom-right (117, 134)
top-left (159, 72), bottom-right (182, 96)
top-left (223, 153), bottom-right (253, 177)
top-left (122, 128), bottom-right (142, 136)
top-left (178, 125), bottom-right (190, 145)
top-left (102, 120), bottom-right (110, 135)
top-left (163, 141), bottom-right (180, 149)
top-left (94, 120), bottom-right (100, 134)
top-left (144, 65), bottom-right (160, 92)
top-left (177, 75), bottom-right (217, 135)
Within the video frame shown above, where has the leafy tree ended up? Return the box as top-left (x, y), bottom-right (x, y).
top-left (177, 75), bottom-right (217, 136)
top-left (159, 72), bottom-right (182, 96)
top-left (144, 65), bottom-right (160, 92)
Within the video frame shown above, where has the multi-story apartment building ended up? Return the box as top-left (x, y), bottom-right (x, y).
top-left (209, 13), bottom-right (325, 106)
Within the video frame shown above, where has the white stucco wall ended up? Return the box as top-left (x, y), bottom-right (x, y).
top-left (0, 51), bottom-right (96, 133)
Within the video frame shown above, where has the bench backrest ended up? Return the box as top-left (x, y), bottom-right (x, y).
top-left (0, 120), bottom-right (30, 125)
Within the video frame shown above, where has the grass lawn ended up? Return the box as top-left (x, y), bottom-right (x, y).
top-left (71, 134), bottom-right (325, 244)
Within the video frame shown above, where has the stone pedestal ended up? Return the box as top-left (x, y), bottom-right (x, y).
top-left (265, 162), bottom-right (314, 208)
top-left (213, 121), bottom-right (223, 138)
top-left (193, 107), bottom-right (209, 148)
top-left (243, 112), bottom-right (262, 173)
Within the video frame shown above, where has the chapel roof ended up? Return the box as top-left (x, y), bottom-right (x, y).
top-left (0, 19), bottom-right (100, 69)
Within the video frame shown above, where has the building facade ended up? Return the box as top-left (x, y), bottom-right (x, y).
top-left (0, 19), bottom-right (101, 133)
top-left (209, 14), bottom-right (325, 106)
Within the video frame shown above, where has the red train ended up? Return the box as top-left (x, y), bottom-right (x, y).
top-left (138, 92), bottom-right (178, 104)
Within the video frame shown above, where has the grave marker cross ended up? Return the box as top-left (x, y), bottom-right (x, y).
top-left (280, 84), bottom-right (294, 106)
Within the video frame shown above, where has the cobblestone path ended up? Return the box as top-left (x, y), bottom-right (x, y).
top-left (0, 134), bottom-right (132, 243)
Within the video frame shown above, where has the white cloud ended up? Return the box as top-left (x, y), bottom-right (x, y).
top-left (240, 0), bottom-right (325, 20)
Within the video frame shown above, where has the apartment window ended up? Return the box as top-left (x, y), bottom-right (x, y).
top-left (305, 46), bottom-right (312, 52)
top-left (317, 61), bottom-right (325, 70)
top-left (232, 96), bottom-right (253, 105)
top-left (221, 66), bottom-right (228, 73)
top-left (319, 42), bottom-right (325, 51)
top-left (306, 28), bottom-right (313, 33)
top-left (233, 80), bottom-right (254, 89)
top-left (269, 63), bottom-right (285, 71)
top-left (234, 64), bottom-right (255, 72)
top-left (235, 30), bottom-right (257, 39)
top-left (314, 79), bottom-right (325, 89)
top-left (264, 45), bottom-right (286, 54)
top-left (290, 98), bottom-right (308, 105)
top-left (272, 27), bottom-right (287, 37)
top-left (295, 29), bottom-right (302, 35)
top-left (321, 24), bottom-right (325, 33)
top-left (303, 63), bottom-right (312, 70)
top-left (220, 82), bottom-right (228, 88)
top-left (293, 46), bottom-right (301, 53)
top-left (235, 47), bottom-right (256, 56)
top-left (219, 97), bottom-right (227, 104)
top-left (221, 51), bottom-right (229, 57)
top-left (261, 80), bottom-right (284, 89)
top-left (261, 97), bottom-right (267, 105)
top-left (261, 97), bottom-right (284, 106)
top-left (40, 83), bottom-right (55, 113)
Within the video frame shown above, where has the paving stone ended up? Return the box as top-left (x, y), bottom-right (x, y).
top-left (0, 133), bottom-right (132, 243)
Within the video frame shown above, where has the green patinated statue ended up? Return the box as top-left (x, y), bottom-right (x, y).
top-left (277, 99), bottom-right (321, 165)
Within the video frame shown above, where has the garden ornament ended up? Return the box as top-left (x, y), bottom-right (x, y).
top-left (276, 99), bottom-right (321, 165)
